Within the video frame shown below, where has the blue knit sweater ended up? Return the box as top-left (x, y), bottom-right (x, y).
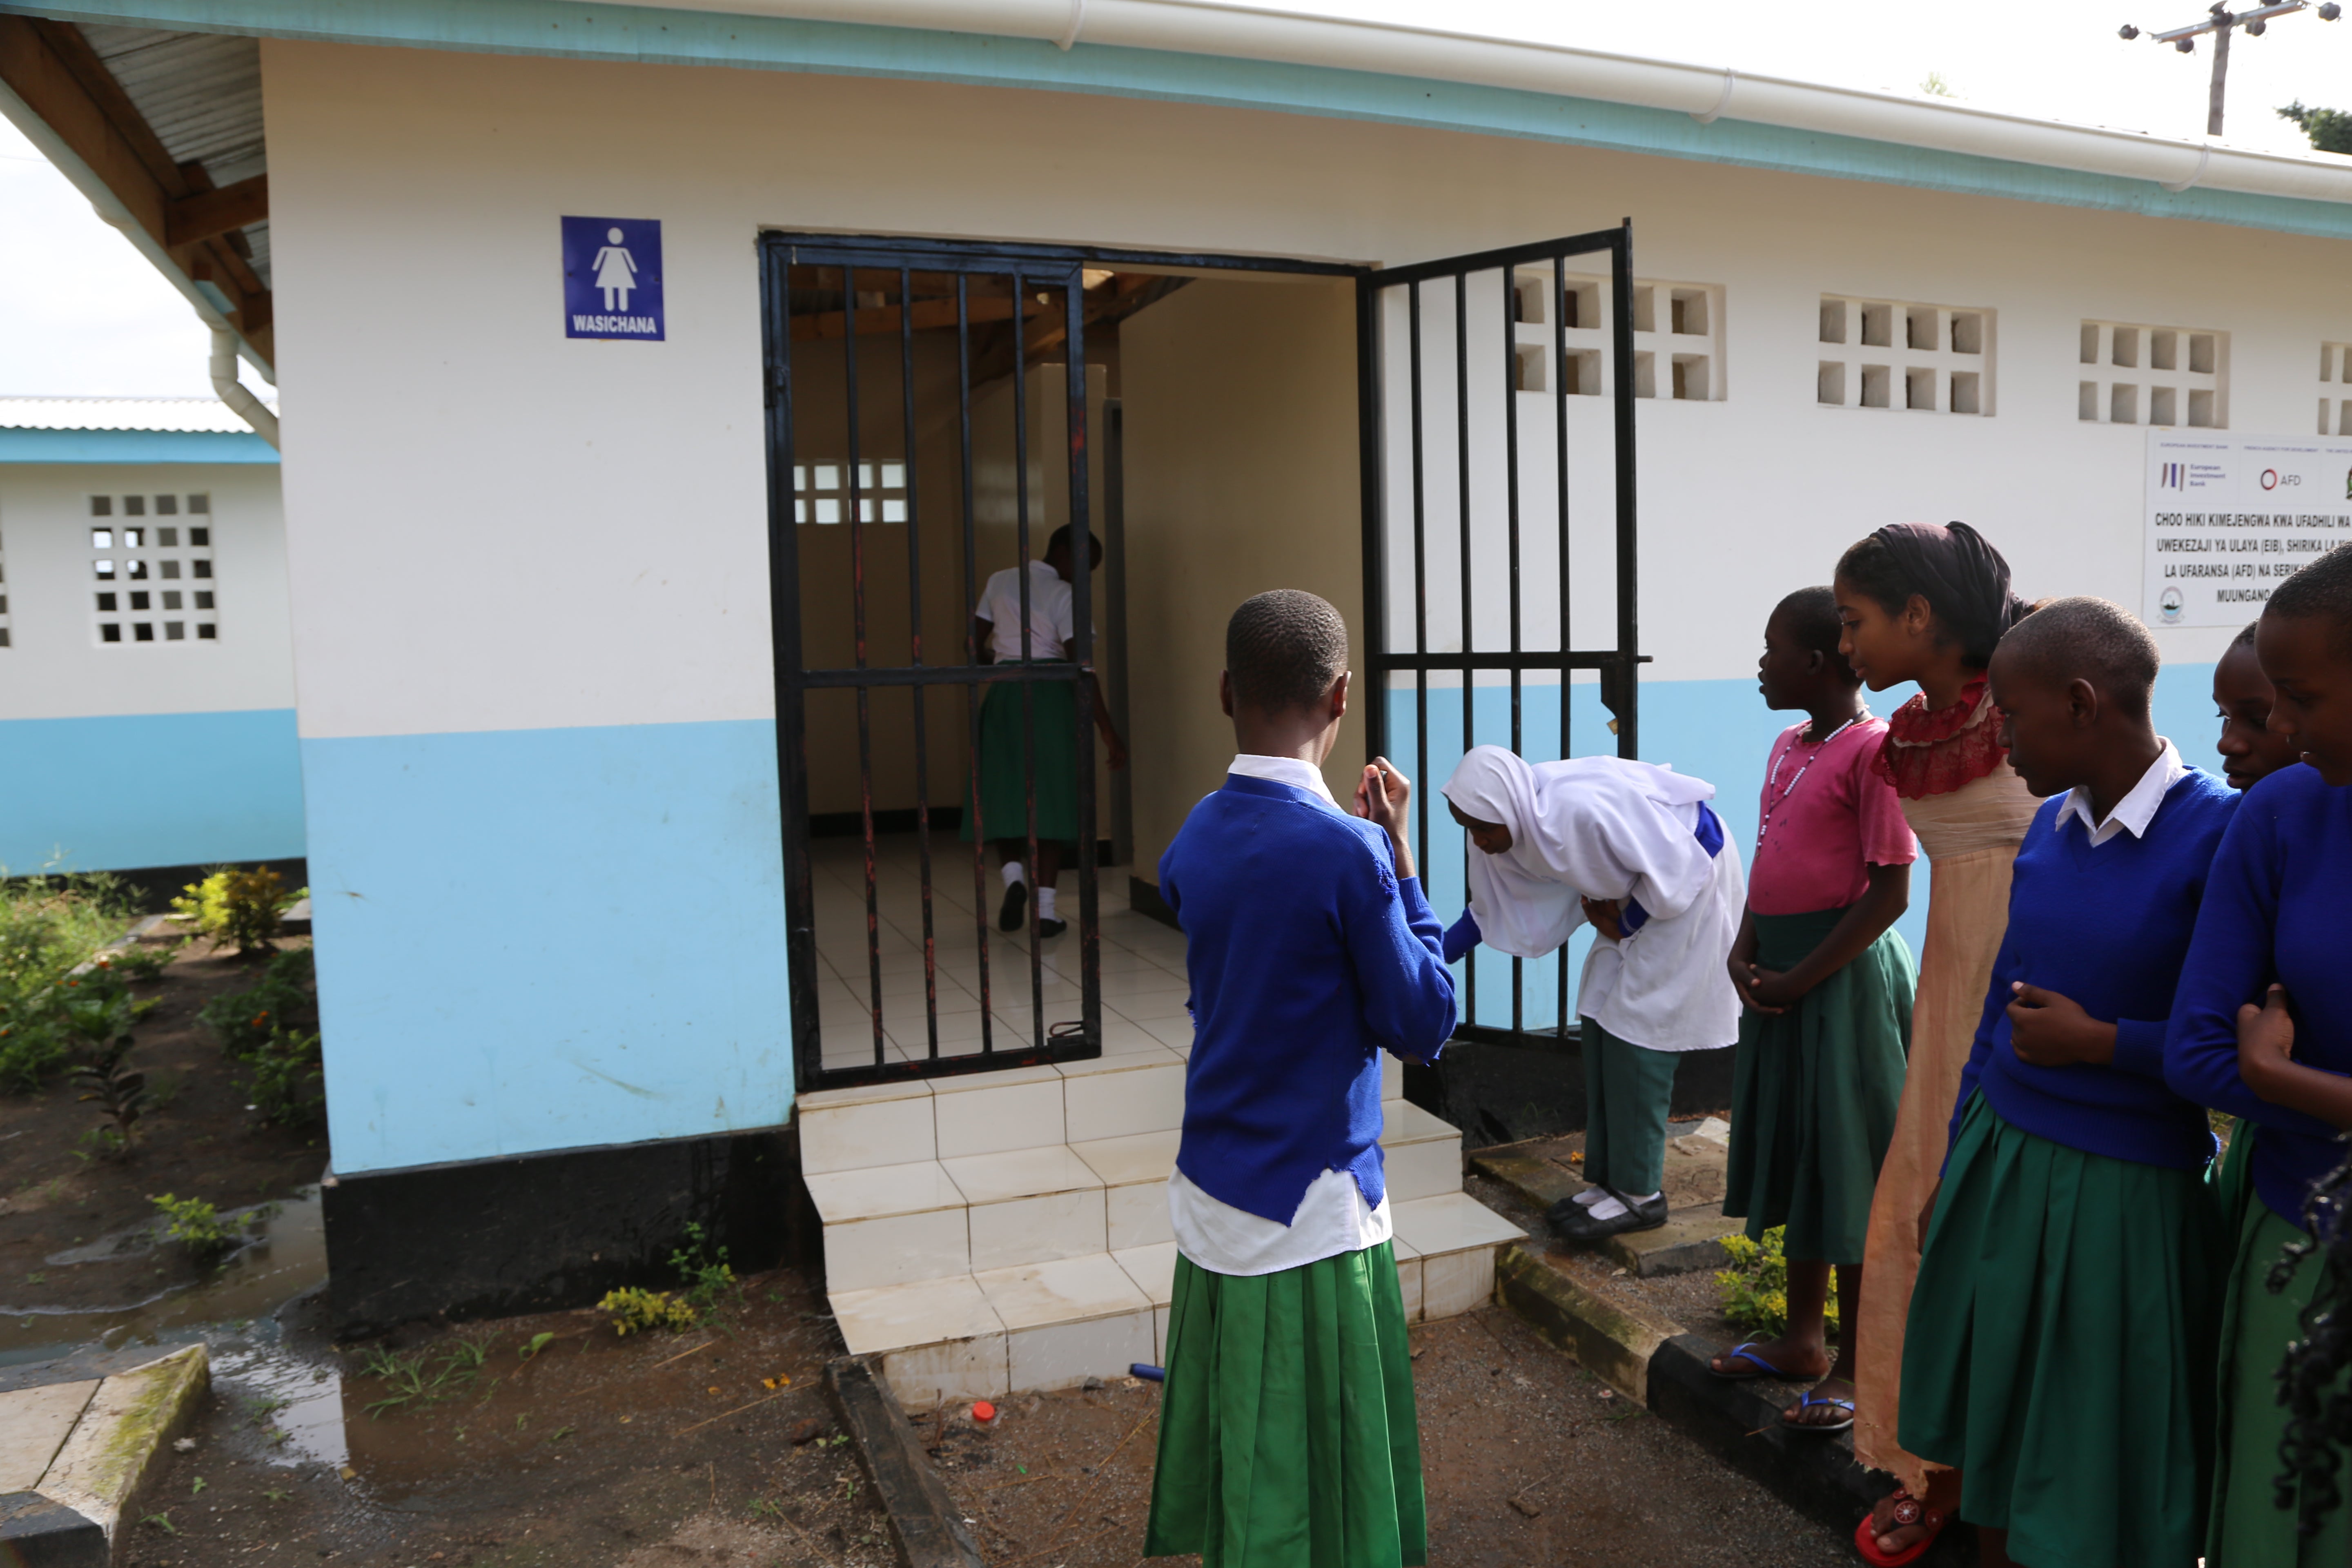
top-left (1160, 774), bottom-right (1458, 1224)
top-left (1950, 769), bottom-right (2238, 1170)
top-left (2166, 764), bottom-right (2352, 1226)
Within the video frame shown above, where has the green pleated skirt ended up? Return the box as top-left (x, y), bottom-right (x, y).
top-left (961, 675), bottom-right (1078, 844)
top-left (1144, 1242), bottom-right (1425, 1568)
top-left (1900, 1094), bottom-right (2225, 1568)
top-left (2205, 1127), bottom-right (2352, 1566)
top-left (1722, 908), bottom-right (1914, 1264)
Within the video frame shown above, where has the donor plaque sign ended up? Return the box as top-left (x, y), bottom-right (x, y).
top-left (2145, 431), bottom-right (2352, 628)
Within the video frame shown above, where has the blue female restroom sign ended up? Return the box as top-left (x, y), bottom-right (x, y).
top-left (561, 216), bottom-right (664, 339)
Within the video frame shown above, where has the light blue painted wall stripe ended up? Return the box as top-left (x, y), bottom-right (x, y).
top-left (19, 0), bottom-right (2352, 242)
top-left (0, 708), bottom-right (304, 873)
top-left (0, 428), bottom-right (279, 465)
top-left (301, 718), bottom-right (792, 1176)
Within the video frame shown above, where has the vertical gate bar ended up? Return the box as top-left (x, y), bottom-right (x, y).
top-left (1453, 271), bottom-right (1475, 1027)
top-left (900, 265), bottom-right (941, 1060)
top-left (1012, 268), bottom-right (1045, 1050)
top-left (959, 274), bottom-right (994, 1057)
top-left (1554, 250), bottom-right (1572, 1037)
top-left (764, 245), bottom-right (821, 1090)
top-left (1611, 223), bottom-right (1641, 760)
top-left (1065, 273), bottom-right (1100, 1049)
top-left (1502, 265), bottom-right (1524, 1035)
top-left (1353, 272), bottom-right (1387, 769)
top-left (845, 267), bottom-right (886, 1067)
top-left (1408, 282), bottom-right (1429, 924)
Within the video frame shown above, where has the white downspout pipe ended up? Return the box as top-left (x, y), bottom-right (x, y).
top-left (210, 326), bottom-right (279, 450)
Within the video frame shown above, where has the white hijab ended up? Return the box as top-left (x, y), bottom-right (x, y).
top-left (1440, 746), bottom-right (1719, 961)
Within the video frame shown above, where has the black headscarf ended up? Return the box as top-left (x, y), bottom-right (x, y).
top-left (1853, 521), bottom-right (2028, 668)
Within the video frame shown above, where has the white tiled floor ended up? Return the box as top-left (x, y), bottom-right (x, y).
top-left (801, 833), bottom-right (1526, 1403)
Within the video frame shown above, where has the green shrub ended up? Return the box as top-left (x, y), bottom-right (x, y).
top-left (598, 1286), bottom-right (699, 1336)
top-left (243, 1029), bottom-right (324, 1126)
top-left (151, 1193), bottom-right (246, 1263)
top-left (198, 948), bottom-right (316, 1062)
top-left (172, 867), bottom-right (303, 956)
top-left (1715, 1226), bottom-right (1840, 1340)
top-left (0, 872), bottom-right (136, 1091)
top-left (96, 942), bottom-right (183, 983)
top-left (670, 1221), bottom-right (739, 1318)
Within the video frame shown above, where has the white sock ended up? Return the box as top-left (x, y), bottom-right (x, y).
top-left (1001, 861), bottom-right (1025, 888)
top-left (1572, 1187), bottom-right (1605, 1207)
top-left (1586, 1189), bottom-right (1659, 1223)
top-left (1036, 886), bottom-right (1058, 922)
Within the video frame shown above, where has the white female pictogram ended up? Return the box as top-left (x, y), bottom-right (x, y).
top-left (592, 227), bottom-right (639, 311)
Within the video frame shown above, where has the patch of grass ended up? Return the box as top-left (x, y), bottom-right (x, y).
top-left (356, 1335), bottom-right (494, 1419)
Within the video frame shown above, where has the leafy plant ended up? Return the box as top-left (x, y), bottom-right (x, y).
top-left (2280, 101), bottom-right (2352, 156)
top-left (597, 1286), bottom-right (699, 1336)
top-left (243, 1028), bottom-right (324, 1126)
top-left (151, 1193), bottom-right (246, 1264)
top-left (172, 866), bottom-right (303, 957)
top-left (96, 941), bottom-right (182, 983)
top-left (670, 1222), bottom-right (740, 1318)
top-left (67, 983), bottom-right (145, 1160)
top-left (1715, 1226), bottom-right (1840, 1339)
top-left (199, 947), bottom-right (317, 1062)
top-left (519, 1331), bottom-right (557, 1362)
top-left (0, 871), bottom-right (136, 1092)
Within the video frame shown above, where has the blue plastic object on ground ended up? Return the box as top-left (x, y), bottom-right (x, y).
top-left (1131, 1363), bottom-right (1166, 1382)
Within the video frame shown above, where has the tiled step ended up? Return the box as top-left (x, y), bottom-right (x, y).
top-left (831, 1192), bottom-right (1528, 1405)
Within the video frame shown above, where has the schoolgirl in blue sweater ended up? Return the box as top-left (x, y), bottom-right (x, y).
top-left (1898, 599), bottom-right (2234, 1568)
top-left (2167, 545), bottom-right (2352, 1567)
top-left (1143, 589), bottom-right (1457, 1568)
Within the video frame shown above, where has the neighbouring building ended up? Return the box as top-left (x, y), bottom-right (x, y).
top-left (0, 396), bottom-right (299, 880)
top-left (4, 3), bottom-right (2350, 1402)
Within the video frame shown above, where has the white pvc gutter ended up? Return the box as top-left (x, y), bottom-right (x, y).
top-left (209, 327), bottom-right (280, 449)
top-left (622, 0), bottom-right (2352, 207)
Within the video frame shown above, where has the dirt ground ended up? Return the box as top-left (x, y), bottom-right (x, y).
top-left (2, 931), bottom-right (325, 1326)
top-left (91, 1272), bottom-right (1855, 1568)
top-left (936, 1305), bottom-right (1851, 1568)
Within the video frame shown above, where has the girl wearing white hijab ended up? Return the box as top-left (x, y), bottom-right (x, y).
top-left (1441, 746), bottom-right (1745, 1238)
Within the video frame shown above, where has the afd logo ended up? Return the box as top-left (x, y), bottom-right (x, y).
top-left (2159, 462), bottom-right (2186, 488)
top-left (2262, 469), bottom-right (2302, 491)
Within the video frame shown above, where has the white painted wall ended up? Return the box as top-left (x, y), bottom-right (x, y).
top-left (261, 40), bottom-right (2352, 748)
top-left (0, 463), bottom-right (292, 720)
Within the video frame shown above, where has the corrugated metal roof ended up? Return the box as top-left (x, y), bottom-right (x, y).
top-left (0, 397), bottom-right (272, 433)
top-left (78, 24), bottom-right (269, 288)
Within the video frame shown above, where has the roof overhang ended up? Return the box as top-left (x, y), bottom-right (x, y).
top-left (0, 14), bottom-right (272, 377)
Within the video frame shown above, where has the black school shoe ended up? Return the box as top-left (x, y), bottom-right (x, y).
top-left (1550, 1189), bottom-right (1669, 1242)
top-left (1037, 917), bottom-right (1068, 939)
top-left (998, 880), bottom-right (1028, 932)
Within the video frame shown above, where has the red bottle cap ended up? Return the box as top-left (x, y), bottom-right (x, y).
top-left (971, 1400), bottom-right (996, 1422)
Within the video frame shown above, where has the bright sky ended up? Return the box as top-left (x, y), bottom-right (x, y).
top-left (2, 0), bottom-right (2347, 398)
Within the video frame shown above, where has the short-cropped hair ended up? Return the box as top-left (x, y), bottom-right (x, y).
top-left (2267, 543), bottom-right (2352, 652)
top-left (1998, 595), bottom-right (2160, 719)
top-left (1227, 590), bottom-right (1350, 713)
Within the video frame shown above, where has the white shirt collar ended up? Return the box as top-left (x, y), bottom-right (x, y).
top-left (2062, 739), bottom-right (2187, 847)
top-left (1228, 753), bottom-right (1341, 811)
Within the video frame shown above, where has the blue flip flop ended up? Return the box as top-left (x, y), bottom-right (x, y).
top-left (1783, 1390), bottom-right (1855, 1433)
top-left (1707, 1341), bottom-right (1789, 1380)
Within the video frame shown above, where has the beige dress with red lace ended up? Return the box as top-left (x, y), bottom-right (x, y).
top-left (1849, 683), bottom-right (2040, 1490)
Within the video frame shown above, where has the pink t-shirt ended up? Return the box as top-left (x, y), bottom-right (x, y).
top-left (1747, 717), bottom-right (1919, 917)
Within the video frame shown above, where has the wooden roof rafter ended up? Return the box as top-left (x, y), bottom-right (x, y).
top-left (0, 14), bottom-right (272, 365)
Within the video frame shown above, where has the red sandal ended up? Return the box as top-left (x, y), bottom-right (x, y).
top-left (1853, 1488), bottom-right (1948, 1567)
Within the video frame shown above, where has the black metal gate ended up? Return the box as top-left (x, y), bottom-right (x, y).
top-left (1359, 223), bottom-right (1644, 1051)
top-left (760, 236), bottom-right (1105, 1092)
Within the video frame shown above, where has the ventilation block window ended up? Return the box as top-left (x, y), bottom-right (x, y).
top-left (1820, 295), bottom-right (1995, 414)
top-left (793, 462), bottom-right (909, 525)
top-left (1541, 272), bottom-right (1729, 401)
top-left (88, 497), bottom-right (219, 646)
top-left (2320, 342), bottom-right (2352, 436)
top-left (2079, 320), bottom-right (2227, 428)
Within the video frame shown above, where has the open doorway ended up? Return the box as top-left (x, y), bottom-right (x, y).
top-left (760, 231), bottom-right (1642, 1099)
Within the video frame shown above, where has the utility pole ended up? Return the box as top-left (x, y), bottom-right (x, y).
top-left (2120, 0), bottom-right (2341, 136)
